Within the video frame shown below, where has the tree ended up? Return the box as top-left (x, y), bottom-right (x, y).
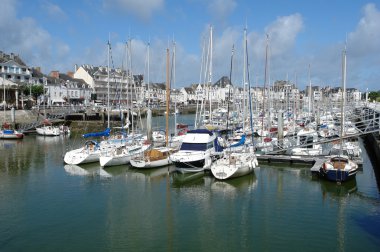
top-left (32, 85), bottom-right (44, 99)
top-left (368, 91), bottom-right (380, 102)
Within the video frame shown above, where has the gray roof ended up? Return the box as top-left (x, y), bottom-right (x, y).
top-left (0, 51), bottom-right (27, 66)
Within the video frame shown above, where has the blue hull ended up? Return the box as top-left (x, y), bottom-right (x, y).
top-left (319, 168), bottom-right (357, 182)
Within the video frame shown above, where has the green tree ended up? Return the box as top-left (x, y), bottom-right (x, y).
top-left (368, 91), bottom-right (380, 102)
top-left (32, 85), bottom-right (44, 99)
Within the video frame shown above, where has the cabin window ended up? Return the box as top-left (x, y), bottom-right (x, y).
top-left (299, 136), bottom-right (314, 148)
top-left (180, 143), bottom-right (207, 151)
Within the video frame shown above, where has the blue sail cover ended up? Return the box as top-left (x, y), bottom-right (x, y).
top-left (229, 134), bottom-right (246, 147)
top-left (214, 138), bottom-right (224, 152)
top-left (82, 128), bottom-right (111, 138)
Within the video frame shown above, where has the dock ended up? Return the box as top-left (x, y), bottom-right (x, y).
top-left (256, 154), bottom-right (363, 174)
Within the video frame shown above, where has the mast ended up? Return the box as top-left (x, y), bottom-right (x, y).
top-left (195, 38), bottom-right (206, 129)
top-left (261, 34), bottom-right (269, 140)
top-left (226, 45), bottom-right (234, 134)
top-left (147, 41), bottom-right (150, 107)
top-left (107, 40), bottom-right (110, 129)
top-left (172, 41), bottom-right (177, 136)
top-left (146, 41), bottom-right (152, 142)
top-left (243, 26), bottom-right (247, 132)
top-left (340, 46), bottom-right (347, 154)
top-left (209, 26), bottom-right (213, 123)
top-left (308, 63), bottom-right (312, 121)
top-left (165, 47), bottom-right (170, 147)
top-left (246, 34), bottom-right (254, 145)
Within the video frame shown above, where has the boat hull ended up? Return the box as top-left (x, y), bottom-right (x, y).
top-left (211, 153), bottom-right (258, 180)
top-left (130, 157), bottom-right (171, 168)
top-left (64, 149), bottom-right (100, 165)
top-left (36, 126), bottom-right (60, 136)
top-left (99, 155), bottom-right (131, 167)
top-left (0, 132), bottom-right (24, 139)
top-left (319, 168), bottom-right (357, 182)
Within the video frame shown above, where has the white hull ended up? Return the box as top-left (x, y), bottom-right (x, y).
top-left (99, 144), bottom-right (150, 167)
top-left (130, 157), bottom-right (171, 168)
top-left (211, 152), bottom-right (258, 180)
top-left (99, 154), bottom-right (131, 167)
top-left (0, 130), bottom-right (24, 139)
top-left (64, 148), bottom-right (101, 165)
top-left (36, 126), bottom-right (60, 136)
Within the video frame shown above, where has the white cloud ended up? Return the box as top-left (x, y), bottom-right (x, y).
top-left (0, 0), bottom-right (71, 73)
top-left (208, 0), bottom-right (237, 21)
top-left (102, 0), bottom-right (164, 20)
top-left (41, 1), bottom-right (67, 21)
top-left (349, 3), bottom-right (380, 57)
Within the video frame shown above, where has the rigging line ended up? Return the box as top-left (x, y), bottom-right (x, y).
top-left (246, 33), bottom-right (254, 145)
top-left (226, 44), bottom-right (234, 136)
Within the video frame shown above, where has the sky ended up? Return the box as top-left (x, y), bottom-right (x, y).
top-left (1, 0), bottom-right (380, 91)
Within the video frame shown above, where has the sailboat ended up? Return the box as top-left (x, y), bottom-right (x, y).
top-left (211, 34), bottom-right (258, 180)
top-left (0, 77), bottom-right (24, 139)
top-left (319, 46), bottom-right (358, 182)
top-left (36, 120), bottom-right (60, 136)
top-left (99, 39), bottom-right (150, 167)
top-left (35, 82), bottom-right (61, 136)
top-left (64, 41), bottom-right (126, 165)
top-left (130, 45), bottom-right (176, 169)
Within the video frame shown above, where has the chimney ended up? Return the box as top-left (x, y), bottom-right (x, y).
top-left (50, 70), bottom-right (60, 79)
top-left (67, 71), bottom-right (74, 78)
top-left (74, 64), bottom-right (78, 72)
top-left (10, 53), bottom-right (14, 59)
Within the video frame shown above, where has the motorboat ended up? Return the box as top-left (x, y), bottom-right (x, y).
top-left (170, 129), bottom-right (224, 173)
top-left (318, 155), bottom-right (358, 182)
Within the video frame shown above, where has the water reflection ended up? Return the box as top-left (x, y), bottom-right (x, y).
top-left (127, 166), bottom-right (174, 183)
top-left (171, 171), bottom-right (206, 187)
top-left (320, 179), bottom-right (358, 198)
top-left (102, 165), bottom-right (128, 177)
top-left (211, 173), bottom-right (257, 197)
top-left (0, 139), bottom-right (23, 150)
top-left (64, 164), bottom-right (101, 177)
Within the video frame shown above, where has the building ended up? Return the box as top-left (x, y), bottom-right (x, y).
top-left (0, 51), bottom-right (33, 108)
top-left (74, 65), bottom-right (144, 106)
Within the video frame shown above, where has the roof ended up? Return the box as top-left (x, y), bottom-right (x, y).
top-left (213, 76), bottom-right (231, 88)
top-left (0, 51), bottom-right (27, 66)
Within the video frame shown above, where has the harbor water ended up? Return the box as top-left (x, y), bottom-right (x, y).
top-left (1, 114), bottom-right (380, 251)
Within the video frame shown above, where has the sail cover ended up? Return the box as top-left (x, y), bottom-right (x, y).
top-left (229, 134), bottom-right (246, 147)
top-left (82, 128), bottom-right (111, 138)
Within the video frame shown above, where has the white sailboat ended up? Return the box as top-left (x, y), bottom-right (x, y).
top-left (99, 141), bottom-right (150, 167)
top-left (211, 32), bottom-right (258, 180)
top-left (319, 46), bottom-right (359, 182)
top-left (99, 39), bottom-right (149, 167)
top-left (36, 123), bottom-right (60, 136)
top-left (130, 44), bottom-right (177, 169)
top-left (64, 41), bottom-right (119, 165)
top-left (0, 77), bottom-right (24, 139)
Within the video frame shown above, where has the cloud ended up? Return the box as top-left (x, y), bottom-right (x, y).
top-left (349, 4), bottom-right (380, 56)
top-left (41, 1), bottom-right (67, 21)
top-left (208, 0), bottom-right (237, 21)
top-left (102, 0), bottom-right (164, 20)
top-left (0, 0), bottom-right (71, 73)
